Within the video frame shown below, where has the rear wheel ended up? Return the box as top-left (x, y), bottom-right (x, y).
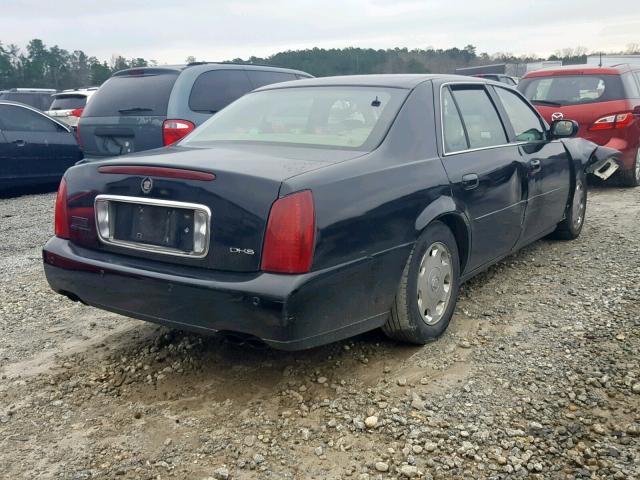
top-left (383, 221), bottom-right (460, 344)
top-left (620, 147), bottom-right (640, 187)
top-left (551, 174), bottom-right (587, 240)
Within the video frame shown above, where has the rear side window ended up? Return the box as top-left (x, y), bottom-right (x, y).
top-left (495, 87), bottom-right (545, 142)
top-left (0, 104), bottom-right (62, 132)
top-left (520, 74), bottom-right (625, 106)
top-left (442, 89), bottom-right (468, 153)
top-left (450, 87), bottom-right (507, 149)
top-left (248, 71), bottom-right (297, 88)
top-left (50, 94), bottom-right (86, 110)
top-left (83, 71), bottom-right (179, 117)
top-left (189, 70), bottom-right (253, 113)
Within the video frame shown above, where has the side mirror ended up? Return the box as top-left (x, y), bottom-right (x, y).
top-left (550, 119), bottom-right (579, 139)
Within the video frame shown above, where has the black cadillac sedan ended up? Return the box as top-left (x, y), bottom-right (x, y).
top-left (43, 75), bottom-right (616, 349)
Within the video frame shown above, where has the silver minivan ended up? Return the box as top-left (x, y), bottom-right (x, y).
top-left (78, 63), bottom-right (312, 158)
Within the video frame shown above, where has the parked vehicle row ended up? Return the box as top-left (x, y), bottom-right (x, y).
top-left (1, 63), bottom-right (312, 190)
top-left (43, 74), bottom-right (620, 349)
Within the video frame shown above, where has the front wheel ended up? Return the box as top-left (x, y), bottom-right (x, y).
top-left (383, 221), bottom-right (460, 344)
top-left (551, 174), bottom-right (587, 240)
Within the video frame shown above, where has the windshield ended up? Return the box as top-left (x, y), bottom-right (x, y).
top-left (182, 86), bottom-right (408, 151)
top-left (50, 94), bottom-right (86, 110)
top-left (82, 71), bottom-right (178, 117)
top-left (519, 74), bottom-right (625, 106)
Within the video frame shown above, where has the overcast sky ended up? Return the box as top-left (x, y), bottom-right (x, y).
top-left (2, 0), bottom-right (639, 63)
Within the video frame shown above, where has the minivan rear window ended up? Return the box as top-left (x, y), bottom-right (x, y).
top-left (50, 94), bottom-right (86, 110)
top-left (519, 74), bottom-right (625, 106)
top-left (83, 71), bottom-right (179, 117)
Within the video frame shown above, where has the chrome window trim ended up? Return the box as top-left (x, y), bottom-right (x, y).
top-left (438, 81), bottom-right (545, 157)
top-left (94, 195), bottom-right (212, 259)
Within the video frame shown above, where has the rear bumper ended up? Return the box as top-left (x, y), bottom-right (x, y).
top-left (43, 237), bottom-right (409, 350)
top-left (601, 137), bottom-right (638, 171)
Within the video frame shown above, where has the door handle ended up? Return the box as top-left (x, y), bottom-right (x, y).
top-left (13, 140), bottom-right (26, 147)
top-left (529, 159), bottom-right (541, 172)
top-left (461, 173), bottom-right (479, 190)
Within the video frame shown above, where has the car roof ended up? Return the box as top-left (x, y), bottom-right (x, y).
top-left (523, 64), bottom-right (639, 78)
top-left (53, 89), bottom-right (97, 97)
top-left (255, 74), bottom-right (489, 91)
top-left (113, 63), bottom-right (311, 78)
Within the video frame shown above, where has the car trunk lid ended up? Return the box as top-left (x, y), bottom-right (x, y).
top-left (64, 144), bottom-right (364, 272)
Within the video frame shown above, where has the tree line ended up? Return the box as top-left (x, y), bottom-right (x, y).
top-left (2, 38), bottom-right (639, 91)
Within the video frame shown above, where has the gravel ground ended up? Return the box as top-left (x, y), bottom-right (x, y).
top-left (0, 186), bottom-right (638, 480)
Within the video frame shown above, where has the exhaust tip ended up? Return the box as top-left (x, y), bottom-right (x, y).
top-left (217, 331), bottom-right (268, 350)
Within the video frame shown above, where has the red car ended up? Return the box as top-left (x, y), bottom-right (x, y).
top-left (519, 64), bottom-right (640, 186)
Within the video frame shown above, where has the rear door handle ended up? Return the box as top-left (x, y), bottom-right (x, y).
top-left (13, 140), bottom-right (26, 147)
top-left (529, 159), bottom-right (541, 172)
top-left (461, 173), bottom-right (479, 190)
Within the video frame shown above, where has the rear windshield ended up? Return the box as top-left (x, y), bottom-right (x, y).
top-left (519, 74), bottom-right (625, 106)
top-left (82, 72), bottom-right (179, 117)
top-left (182, 86), bottom-right (407, 151)
top-left (50, 94), bottom-right (86, 110)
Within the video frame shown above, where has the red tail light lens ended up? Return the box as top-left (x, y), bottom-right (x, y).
top-left (75, 121), bottom-right (82, 148)
top-left (70, 108), bottom-right (84, 117)
top-left (589, 112), bottom-right (634, 131)
top-left (163, 119), bottom-right (195, 145)
top-left (54, 178), bottom-right (70, 239)
top-left (261, 191), bottom-right (315, 274)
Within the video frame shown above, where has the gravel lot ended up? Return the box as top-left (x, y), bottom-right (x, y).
top-left (0, 186), bottom-right (638, 480)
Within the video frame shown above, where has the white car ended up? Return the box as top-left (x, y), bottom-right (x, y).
top-left (45, 88), bottom-right (98, 127)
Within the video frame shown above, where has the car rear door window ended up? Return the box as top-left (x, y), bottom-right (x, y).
top-left (83, 71), bottom-right (179, 117)
top-left (0, 104), bottom-right (61, 132)
top-left (248, 71), bottom-right (297, 89)
top-left (495, 87), bottom-right (545, 142)
top-left (451, 87), bottom-right (507, 149)
top-left (189, 70), bottom-right (253, 113)
top-left (442, 88), bottom-right (468, 153)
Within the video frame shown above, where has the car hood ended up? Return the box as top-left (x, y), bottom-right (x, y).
top-left (90, 143), bottom-right (368, 182)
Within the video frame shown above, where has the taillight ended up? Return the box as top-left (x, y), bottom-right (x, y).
top-left (70, 108), bottom-right (83, 117)
top-left (163, 119), bottom-right (195, 145)
top-left (54, 178), bottom-right (70, 239)
top-left (589, 112), bottom-right (634, 131)
top-left (75, 121), bottom-right (82, 148)
top-left (261, 191), bottom-right (315, 274)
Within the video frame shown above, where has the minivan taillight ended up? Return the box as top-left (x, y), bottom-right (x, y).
top-left (75, 121), bottom-right (82, 148)
top-left (163, 119), bottom-right (195, 145)
top-left (589, 112), bottom-right (634, 131)
top-left (54, 178), bottom-right (70, 239)
top-left (261, 191), bottom-right (315, 274)
top-left (70, 108), bottom-right (84, 117)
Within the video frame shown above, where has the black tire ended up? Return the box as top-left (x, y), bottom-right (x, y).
top-left (551, 173), bottom-right (587, 240)
top-left (383, 221), bottom-right (460, 344)
top-left (619, 148), bottom-right (640, 187)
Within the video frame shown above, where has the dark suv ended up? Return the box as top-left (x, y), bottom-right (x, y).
top-left (78, 63), bottom-right (312, 158)
top-left (0, 88), bottom-right (56, 111)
